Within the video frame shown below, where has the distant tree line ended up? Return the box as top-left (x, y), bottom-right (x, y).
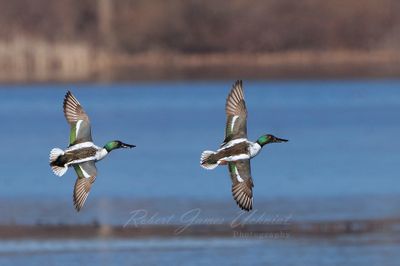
top-left (0, 0), bottom-right (399, 54)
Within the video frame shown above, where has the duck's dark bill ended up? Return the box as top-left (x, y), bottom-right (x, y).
top-left (121, 143), bottom-right (136, 148)
top-left (274, 137), bottom-right (288, 143)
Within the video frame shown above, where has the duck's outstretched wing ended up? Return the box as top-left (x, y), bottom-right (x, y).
top-left (63, 91), bottom-right (93, 146)
top-left (228, 160), bottom-right (253, 211)
top-left (73, 161), bottom-right (97, 212)
top-left (223, 80), bottom-right (247, 145)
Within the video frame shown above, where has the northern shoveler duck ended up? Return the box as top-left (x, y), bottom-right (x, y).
top-left (200, 80), bottom-right (288, 211)
top-left (49, 91), bottom-right (135, 211)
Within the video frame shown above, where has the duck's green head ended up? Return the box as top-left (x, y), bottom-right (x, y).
top-left (256, 134), bottom-right (288, 147)
top-left (104, 140), bottom-right (136, 152)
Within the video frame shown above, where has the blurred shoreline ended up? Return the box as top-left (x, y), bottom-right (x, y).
top-left (0, 217), bottom-right (399, 239)
top-left (109, 50), bottom-right (400, 81)
top-left (1, 48), bottom-right (400, 83)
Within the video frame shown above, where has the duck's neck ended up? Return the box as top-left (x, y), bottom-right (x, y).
top-left (104, 141), bottom-right (120, 152)
top-left (256, 135), bottom-right (271, 147)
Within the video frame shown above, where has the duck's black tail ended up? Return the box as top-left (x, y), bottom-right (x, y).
top-left (49, 148), bottom-right (68, 176)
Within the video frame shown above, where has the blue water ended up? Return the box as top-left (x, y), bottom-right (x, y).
top-left (0, 80), bottom-right (400, 221)
top-left (0, 235), bottom-right (400, 266)
top-left (1, 80), bottom-right (400, 265)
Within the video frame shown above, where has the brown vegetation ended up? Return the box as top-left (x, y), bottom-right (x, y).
top-left (0, 0), bottom-right (399, 81)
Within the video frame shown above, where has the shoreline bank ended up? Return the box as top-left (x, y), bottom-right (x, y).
top-left (1, 217), bottom-right (399, 239)
top-left (0, 48), bottom-right (399, 83)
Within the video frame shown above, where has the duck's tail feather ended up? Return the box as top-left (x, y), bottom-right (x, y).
top-left (49, 148), bottom-right (67, 176)
top-left (200, 150), bottom-right (218, 170)
top-left (51, 164), bottom-right (68, 177)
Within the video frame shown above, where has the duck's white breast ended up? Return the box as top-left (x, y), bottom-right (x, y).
top-left (95, 148), bottom-right (108, 161)
top-left (248, 142), bottom-right (262, 158)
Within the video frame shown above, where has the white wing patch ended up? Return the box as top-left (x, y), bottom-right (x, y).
top-left (79, 165), bottom-right (91, 178)
top-left (234, 166), bottom-right (244, 182)
top-left (231, 115), bottom-right (239, 132)
top-left (75, 120), bottom-right (83, 138)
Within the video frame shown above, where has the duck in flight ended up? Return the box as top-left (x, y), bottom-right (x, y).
top-left (49, 91), bottom-right (135, 211)
top-left (200, 80), bottom-right (288, 211)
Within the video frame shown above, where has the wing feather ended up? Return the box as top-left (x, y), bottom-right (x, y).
top-left (224, 80), bottom-right (247, 144)
top-left (72, 162), bottom-right (97, 211)
top-left (228, 160), bottom-right (254, 211)
top-left (63, 91), bottom-right (90, 124)
top-left (63, 91), bottom-right (93, 145)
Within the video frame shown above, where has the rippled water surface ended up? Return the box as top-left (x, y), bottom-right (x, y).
top-left (0, 80), bottom-right (399, 265)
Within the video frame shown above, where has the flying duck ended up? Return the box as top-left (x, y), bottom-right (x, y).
top-left (200, 80), bottom-right (288, 211)
top-left (49, 91), bottom-right (135, 211)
